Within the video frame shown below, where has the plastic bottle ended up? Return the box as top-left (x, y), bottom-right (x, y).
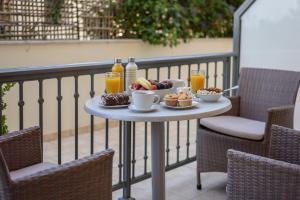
top-left (125, 57), bottom-right (138, 92)
top-left (112, 58), bottom-right (124, 93)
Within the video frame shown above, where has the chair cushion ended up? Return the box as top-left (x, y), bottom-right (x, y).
top-left (10, 162), bottom-right (56, 180)
top-left (200, 116), bottom-right (265, 140)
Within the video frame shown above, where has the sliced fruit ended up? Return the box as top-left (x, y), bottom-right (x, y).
top-left (150, 85), bottom-right (157, 90)
top-left (137, 77), bottom-right (151, 90)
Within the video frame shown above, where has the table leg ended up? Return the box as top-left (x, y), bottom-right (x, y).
top-left (151, 122), bottom-right (166, 200)
top-left (119, 121), bottom-right (135, 200)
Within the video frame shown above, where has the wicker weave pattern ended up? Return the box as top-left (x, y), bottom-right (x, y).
top-left (0, 150), bottom-right (11, 200)
top-left (238, 68), bottom-right (300, 122)
top-left (197, 68), bottom-right (300, 188)
top-left (227, 125), bottom-right (300, 200)
top-left (220, 96), bottom-right (240, 116)
top-left (270, 125), bottom-right (300, 165)
top-left (0, 127), bottom-right (42, 171)
top-left (0, 127), bottom-right (114, 200)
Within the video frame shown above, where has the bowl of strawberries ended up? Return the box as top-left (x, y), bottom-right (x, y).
top-left (130, 77), bottom-right (174, 100)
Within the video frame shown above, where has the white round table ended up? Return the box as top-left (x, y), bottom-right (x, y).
top-left (85, 96), bottom-right (231, 200)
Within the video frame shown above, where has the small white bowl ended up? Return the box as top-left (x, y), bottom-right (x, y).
top-left (197, 93), bottom-right (222, 102)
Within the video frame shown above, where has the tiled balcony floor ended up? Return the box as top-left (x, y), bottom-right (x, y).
top-left (43, 120), bottom-right (227, 200)
top-left (112, 162), bottom-right (227, 200)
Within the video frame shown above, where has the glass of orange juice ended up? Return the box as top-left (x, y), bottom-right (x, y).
top-left (105, 72), bottom-right (120, 94)
top-left (191, 70), bottom-right (205, 93)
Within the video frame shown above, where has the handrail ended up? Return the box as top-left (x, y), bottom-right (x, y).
top-left (0, 52), bottom-right (235, 83)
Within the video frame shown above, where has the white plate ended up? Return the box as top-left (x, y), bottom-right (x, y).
top-left (160, 101), bottom-right (199, 109)
top-left (99, 101), bottom-right (129, 108)
top-left (128, 104), bottom-right (157, 113)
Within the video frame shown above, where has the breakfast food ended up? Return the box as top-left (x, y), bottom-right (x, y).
top-left (164, 93), bottom-right (179, 106)
top-left (197, 87), bottom-right (223, 95)
top-left (101, 93), bottom-right (130, 106)
top-left (131, 78), bottom-right (173, 91)
top-left (178, 92), bottom-right (193, 107)
top-left (164, 92), bottom-right (192, 107)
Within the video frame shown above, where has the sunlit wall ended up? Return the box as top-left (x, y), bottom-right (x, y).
top-left (240, 0), bottom-right (300, 129)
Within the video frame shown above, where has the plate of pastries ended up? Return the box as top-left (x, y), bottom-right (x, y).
top-left (100, 93), bottom-right (130, 108)
top-left (161, 92), bottom-right (199, 109)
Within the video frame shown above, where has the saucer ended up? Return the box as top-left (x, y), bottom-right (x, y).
top-left (128, 104), bottom-right (156, 113)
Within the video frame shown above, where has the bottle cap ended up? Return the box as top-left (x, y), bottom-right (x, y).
top-left (128, 57), bottom-right (135, 62)
top-left (114, 58), bottom-right (122, 63)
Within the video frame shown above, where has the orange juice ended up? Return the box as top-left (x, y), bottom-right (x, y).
top-left (105, 72), bottom-right (120, 94)
top-left (112, 58), bottom-right (124, 92)
top-left (191, 71), bottom-right (205, 93)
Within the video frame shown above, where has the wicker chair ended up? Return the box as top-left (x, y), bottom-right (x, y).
top-left (197, 67), bottom-right (300, 189)
top-left (0, 126), bottom-right (114, 200)
top-left (227, 125), bottom-right (300, 200)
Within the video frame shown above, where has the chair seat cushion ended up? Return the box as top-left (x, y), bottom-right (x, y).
top-left (200, 116), bottom-right (265, 140)
top-left (10, 162), bottom-right (57, 180)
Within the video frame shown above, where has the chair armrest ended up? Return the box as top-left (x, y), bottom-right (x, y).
top-left (0, 126), bottom-right (42, 171)
top-left (270, 125), bottom-right (300, 165)
top-left (221, 96), bottom-right (240, 116)
top-left (11, 149), bottom-right (114, 200)
top-left (264, 105), bottom-right (295, 144)
top-left (227, 149), bottom-right (300, 200)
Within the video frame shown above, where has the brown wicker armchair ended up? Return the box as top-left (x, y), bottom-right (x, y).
top-left (197, 67), bottom-right (300, 189)
top-left (227, 125), bottom-right (300, 200)
top-left (0, 126), bottom-right (114, 200)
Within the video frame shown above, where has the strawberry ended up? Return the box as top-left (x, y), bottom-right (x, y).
top-left (150, 85), bottom-right (157, 90)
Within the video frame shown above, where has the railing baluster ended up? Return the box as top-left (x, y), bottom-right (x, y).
top-left (206, 62), bottom-right (209, 87)
top-left (74, 76), bottom-right (79, 159)
top-left (157, 67), bottom-right (160, 81)
top-left (38, 80), bottom-right (44, 156)
top-left (214, 62), bottom-right (218, 87)
top-left (18, 81), bottom-right (24, 130)
top-left (166, 65), bottom-right (171, 167)
top-left (0, 83), bottom-right (3, 135)
top-left (145, 68), bottom-right (149, 80)
top-left (132, 122), bottom-right (136, 179)
top-left (105, 119), bottom-right (109, 149)
top-left (118, 121), bottom-right (123, 183)
top-left (144, 68), bottom-right (150, 174)
top-left (223, 57), bottom-right (231, 95)
top-left (177, 65), bottom-right (181, 163)
top-left (166, 122), bottom-right (170, 166)
top-left (186, 64), bottom-right (191, 159)
top-left (57, 77), bottom-right (62, 164)
top-left (176, 121), bottom-right (180, 163)
top-left (197, 63), bottom-right (200, 71)
top-left (90, 74), bottom-right (95, 154)
top-left (144, 122), bottom-right (148, 174)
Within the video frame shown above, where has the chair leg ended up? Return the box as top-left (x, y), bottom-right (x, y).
top-left (197, 171), bottom-right (202, 190)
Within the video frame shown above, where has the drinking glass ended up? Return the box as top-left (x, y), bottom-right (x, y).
top-left (105, 72), bottom-right (120, 94)
top-left (191, 70), bottom-right (205, 93)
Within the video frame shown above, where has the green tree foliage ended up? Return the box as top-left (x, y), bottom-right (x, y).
top-left (117, 0), bottom-right (243, 46)
top-left (0, 83), bottom-right (15, 135)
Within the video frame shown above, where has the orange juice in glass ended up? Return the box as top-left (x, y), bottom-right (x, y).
top-left (191, 70), bottom-right (205, 93)
top-left (105, 72), bottom-right (120, 94)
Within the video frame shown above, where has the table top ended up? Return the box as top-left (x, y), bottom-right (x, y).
top-left (84, 96), bottom-right (231, 122)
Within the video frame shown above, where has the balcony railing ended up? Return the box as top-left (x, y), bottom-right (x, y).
top-left (0, 52), bottom-right (236, 198)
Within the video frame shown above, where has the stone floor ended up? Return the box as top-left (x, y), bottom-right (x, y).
top-left (112, 162), bottom-right (227, 200)
top-left (43, 120), bottom-right (227, 200)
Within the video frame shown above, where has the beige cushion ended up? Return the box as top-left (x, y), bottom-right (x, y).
top-left (10, 162), bottom-right (56, 180)
top-left (200, 116), bottom-right (265, 140)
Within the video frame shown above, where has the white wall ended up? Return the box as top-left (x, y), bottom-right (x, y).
top-left (240, 0), bottom-right (300, 129)
top-left (0, 39), bottom-right (232, 137)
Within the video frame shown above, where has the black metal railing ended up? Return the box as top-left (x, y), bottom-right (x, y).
top-left (0, 52), bottom-right (236, 198)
